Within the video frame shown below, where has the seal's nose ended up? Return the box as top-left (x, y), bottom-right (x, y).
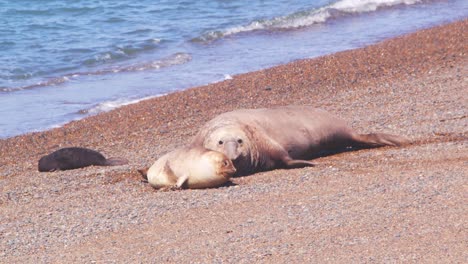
top-left (224, 141), bottom-right (240, 160)
top-left (221, 159), bottom-right (236, 178)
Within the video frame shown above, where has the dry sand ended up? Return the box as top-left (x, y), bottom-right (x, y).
top-left (0, 19), bottom-right (467, 263)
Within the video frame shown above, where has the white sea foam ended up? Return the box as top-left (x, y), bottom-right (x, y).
top-left (0, 87), bottom-right (17, 92)
top-left (118, 52), bottom-right (192, 72)
top-left (95, 53), bottom-right (112, 62)
top-left (81, 94), bottom-right (165, 115)
top-left (28, 95), bottom-right (166, 134)
top-left (199, 0), bottom-right (423, 41)
top-left (84, 98), bottom-right (144, 115)
top-left (331, 0), bottom-right (421, 13)
top-left (1, 53), bottom-right (191, 93)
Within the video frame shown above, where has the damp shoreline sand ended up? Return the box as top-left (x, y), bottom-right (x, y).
top-left (0, 20), bottom-right (467, 262)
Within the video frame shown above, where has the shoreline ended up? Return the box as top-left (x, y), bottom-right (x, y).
top-left (2, 4), bottom-right (467, 140)
top-left (1, 19), bottom-right (466, 165)
top-left (1, 19), bottom-right (467, 262)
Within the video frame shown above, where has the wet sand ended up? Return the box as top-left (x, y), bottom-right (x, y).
top-left (0, 19), bottom-right (467, 262)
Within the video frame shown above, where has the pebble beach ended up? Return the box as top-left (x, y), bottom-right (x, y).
top-left (0, 19), bottom-right (467, 262)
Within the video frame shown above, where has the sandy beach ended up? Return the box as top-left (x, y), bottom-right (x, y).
top-left (1, 19), bottom-right (467, 262)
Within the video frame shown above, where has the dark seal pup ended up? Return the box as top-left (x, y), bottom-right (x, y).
top-left (38, 147), bottom-right (128, 172)
top-left (191, 106), bottom-right (410, 176)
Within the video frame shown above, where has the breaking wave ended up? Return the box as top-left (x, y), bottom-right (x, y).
top-left (0, 52), bottom-right (191, 93)
top-left (193, 0), bottom-right (424, 42)
top-left (78, 95), bottom-right (163, 115)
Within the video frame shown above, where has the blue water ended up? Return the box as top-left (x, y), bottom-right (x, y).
top-left (0, 0), bottom-right (467, 138)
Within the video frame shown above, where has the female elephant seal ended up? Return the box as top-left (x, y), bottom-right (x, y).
top-left (38, 147), bottom-right (128, 172)
top-left (139, 147), bottom-right (236, 190)
top-left (191, 105), bottom-right (409, 176)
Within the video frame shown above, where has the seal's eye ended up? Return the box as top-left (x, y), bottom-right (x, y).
top-left (223, 160), bottom-right (228, 166)
top-left (218, 140), bottom-right (223, 145)
top-left (237, 139), bottom-right (243, 144)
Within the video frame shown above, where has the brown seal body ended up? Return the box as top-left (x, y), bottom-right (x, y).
top-left (191, 106), bottom-right (409, 176)
top-left (140, 147), bottom-right (236, 190)
top-left (38, 147), bottom-right (128, 172)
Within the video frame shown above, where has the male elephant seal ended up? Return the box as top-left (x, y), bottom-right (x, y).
top-left (38, 147), bottom-right (128, 172)
top-left (139, 147), bottom-right (236, 190)
top-left (191, 106), bottom-right (409, 176)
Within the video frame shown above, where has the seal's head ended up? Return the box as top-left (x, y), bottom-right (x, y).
top-left (203, 150), bottom-right (237, 179)
top-left (38, 155), bottom-right (60, 172)
top-left (186, 150), bottom-right (236, 189)
top-left (203, 125), bottom-right (251, 162)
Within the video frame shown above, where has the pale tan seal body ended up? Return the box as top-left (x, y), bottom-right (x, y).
top-left (191, 105), bottom-right (409, 176)
top-left (140, 147), bottom-right (236, 189)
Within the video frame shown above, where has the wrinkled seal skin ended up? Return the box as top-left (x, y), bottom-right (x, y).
top-left (38, 147), bottom-right (128, 172)
top-left (191, 106), bottom-right (410, 176)
top-left (139, 147), bottom-right (236, 190)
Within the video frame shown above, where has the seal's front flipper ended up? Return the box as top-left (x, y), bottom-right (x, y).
top-left (283, 157), bottom-right (316, 168)
top-left (176, 174), bottom-right (189, 189)
top-left (137, 168), bottom-right (149, 181)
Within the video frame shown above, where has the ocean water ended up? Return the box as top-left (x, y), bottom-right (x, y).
top-left (0, 0), bottom-right (466, 138)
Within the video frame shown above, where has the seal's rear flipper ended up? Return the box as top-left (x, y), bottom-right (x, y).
top-left (105, 157), bottom-right (129, 166)
top-left (283, 158), bottom-right (316, 169)
top-left (137, 168), bottom-right (149, 181)
top-left (351, 133), bottom-right (410, 148)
